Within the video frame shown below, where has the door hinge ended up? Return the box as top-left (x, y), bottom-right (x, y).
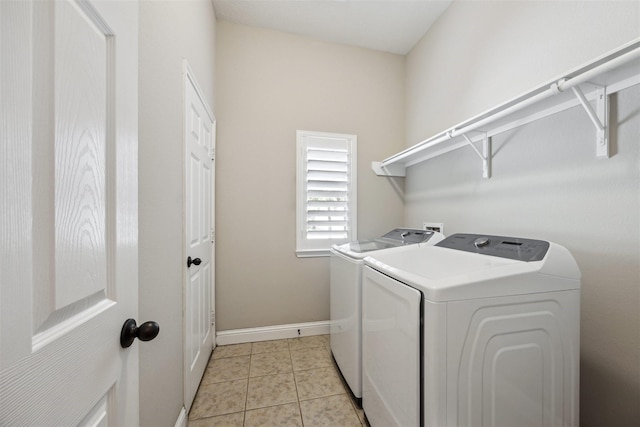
top-left (211, 228), bottom-right (215, 243)
top-left (211, 310), bottom-right (215, 326)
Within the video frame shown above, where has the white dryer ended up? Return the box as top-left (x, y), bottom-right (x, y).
top-left (362, 233), bottom-right (581, 427)
top-left (330, 228), bottom-right (445, 403)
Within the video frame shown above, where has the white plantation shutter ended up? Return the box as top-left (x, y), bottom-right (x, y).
top-left (296, 131), bottom-right (357, 257)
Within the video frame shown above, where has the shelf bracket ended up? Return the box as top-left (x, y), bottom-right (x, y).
top-left (461, 132), bottom-right (491, 179)
top-left (570, 85), bottom-right (609, 158)
top-left (371, 161), bottom-right (406, 177)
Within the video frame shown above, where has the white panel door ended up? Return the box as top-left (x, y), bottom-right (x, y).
top-left (184, 63), bottom-right (215, 411)
top-left (0, 0), bottom-right (139, 425)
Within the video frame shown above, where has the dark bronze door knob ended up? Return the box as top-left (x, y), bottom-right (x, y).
top-left (120, 319), bottom-right (160, 348)
top-left (187, 256), bottom-right (202, 268)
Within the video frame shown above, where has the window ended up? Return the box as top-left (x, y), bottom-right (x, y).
top-left (296, 130), bottom-right (357, 257)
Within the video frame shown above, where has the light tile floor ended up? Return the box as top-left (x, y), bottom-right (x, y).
top-left (188, 335), bottom-right (367, 426)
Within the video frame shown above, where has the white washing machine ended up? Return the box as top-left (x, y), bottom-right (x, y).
top-left (362, 233), bottom-right (581, 427)
top-left (330, 228), bottom-right (445, 403)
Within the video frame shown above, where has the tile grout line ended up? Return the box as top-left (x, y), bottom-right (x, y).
top-left (242, 342), bottom-right (253, 426)
top-left (288, 339), bottom-right (306, 426)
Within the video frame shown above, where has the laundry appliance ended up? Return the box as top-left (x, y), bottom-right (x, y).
top-left (330, 228), bottom-right (445, 403)
top-left (362, 233), bottom-right (581, 427)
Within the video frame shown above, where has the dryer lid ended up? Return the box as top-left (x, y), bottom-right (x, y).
top-left (364, 234), bottom-right (580, 302)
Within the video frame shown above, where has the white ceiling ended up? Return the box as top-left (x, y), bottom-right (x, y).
top-left (212, 0), bottom-right (453, 55)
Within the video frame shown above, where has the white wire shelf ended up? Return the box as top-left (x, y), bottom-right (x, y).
top-left (372, 38), bottom-right (640, 178)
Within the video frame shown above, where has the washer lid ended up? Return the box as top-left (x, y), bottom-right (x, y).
top-left (364, 235), bottom-right (580, 302)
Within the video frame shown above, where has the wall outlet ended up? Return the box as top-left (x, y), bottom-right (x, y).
top-left (423, 222), bottom-right (444, 234)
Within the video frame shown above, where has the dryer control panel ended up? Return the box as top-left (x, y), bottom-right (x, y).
top-left (380, 228), bottom-right (435, 245)
top-left (436, 233), bottom-right (550, 262)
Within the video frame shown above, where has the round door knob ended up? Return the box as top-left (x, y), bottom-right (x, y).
top-left (120, 319), bottom-right (160, 348)
top-left (187, 256), bottom-right (202, 268)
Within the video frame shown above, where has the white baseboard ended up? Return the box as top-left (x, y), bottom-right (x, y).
top-left (174, 407), bottom-right (187, 427)
top-left (216, 320), bottom-right (330, 346)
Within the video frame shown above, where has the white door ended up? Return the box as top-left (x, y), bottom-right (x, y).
top-left (184, 63), bottom-right (215, 411)
top-left (0, 0), bottom-right (140, 425)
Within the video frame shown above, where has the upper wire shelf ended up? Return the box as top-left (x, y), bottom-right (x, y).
top-left (373, 38), bottom-right (640, 178)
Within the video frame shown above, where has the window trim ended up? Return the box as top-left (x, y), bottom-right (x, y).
top-left (296, 130), bottom-right (357, 258)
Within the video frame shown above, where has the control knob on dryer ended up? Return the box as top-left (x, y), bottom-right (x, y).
top-left (474, 237), bottom-right (490, 248)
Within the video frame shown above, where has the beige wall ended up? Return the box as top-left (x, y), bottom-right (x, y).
top-left (406, 0), bottom-right (640, 144)
top-left (215, 21), bottom-right (405, 331)
top-left (404, 1), bottom-right (640, 425)
top-left (138, 1), bottom-right (216, 425)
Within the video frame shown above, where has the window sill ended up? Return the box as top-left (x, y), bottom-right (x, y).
top-left (296, 249), bottom-right (331, 258)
